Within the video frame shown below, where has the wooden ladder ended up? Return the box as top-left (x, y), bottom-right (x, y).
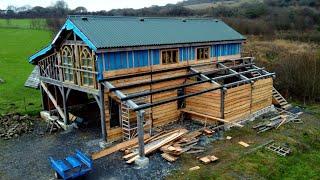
top-left (272, 87), bottom-right (291, 110)
top-left (121, 96), bottom-right (152, 141)
top-left (121, 103), bottom-right (137, 141)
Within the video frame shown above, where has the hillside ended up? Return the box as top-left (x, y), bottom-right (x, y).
top-left (179, 0), bottom-right (263, 10)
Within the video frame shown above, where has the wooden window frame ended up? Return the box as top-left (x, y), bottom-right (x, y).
top-left (61, 46), bottom-right (75, 83)
top-left (160, 49), bottom-right (179, 65)
top-left (80, 47), bottom-right (95, 87)
top-left (196, 46), bottom-right (210, 60)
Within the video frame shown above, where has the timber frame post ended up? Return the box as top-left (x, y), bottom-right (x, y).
top-left (98, 83), bottom-right (107, 141)
top-left (61, 86), bottom-right (69, 125)
top-left (137, 110), bottom-right (146, 158)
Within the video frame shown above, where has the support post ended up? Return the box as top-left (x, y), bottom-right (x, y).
top-left (61, 86), bottom-right (69, 125)
top-left (39, 84), bottom-right (45, 110)
top-left (137, 110), bottom-right (145, 158)
top-left (99, 83), bottom-right (107, 141)
top-left (135, 110), bottom-right (149, 168)
top-left (220, 87), bottom-right (226, 119)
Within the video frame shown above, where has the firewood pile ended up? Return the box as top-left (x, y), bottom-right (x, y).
top-left (0, 113), bottom-right (34, 140)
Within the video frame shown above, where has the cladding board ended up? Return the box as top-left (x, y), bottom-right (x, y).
top-left (185, 80), bottom-right (222, 123)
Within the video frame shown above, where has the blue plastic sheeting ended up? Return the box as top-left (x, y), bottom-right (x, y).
top-left (96, 54), bottom-right (104, 80)
top-left (29, 19), bottom-right (97, 63)
top-left (99, 43), bottom-right (241, 72)
top-left (212, 43), bottom-right (241, 57)
top-left (29, 45), bottom-right (52, 63)
top-left (100, 50), bottom-right (155, 71)
top-left (179, 47), bottom-right (195, 62)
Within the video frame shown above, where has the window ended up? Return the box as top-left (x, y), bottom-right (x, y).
top-left (161, 49), bottom-right (178, 65)
top-left (196, 47), bottom-right (210, 60)
top-left (80, 47), bottom-right (94, 86)
top-left (62, 46), bottom-right (74, 82)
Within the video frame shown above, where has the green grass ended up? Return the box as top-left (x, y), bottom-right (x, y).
top-left (167, 104), bottom-right (320, 179)
top-left (0, 19), bottom-right (46, 29)
top-left (0, 21), bottom-right (52, 115)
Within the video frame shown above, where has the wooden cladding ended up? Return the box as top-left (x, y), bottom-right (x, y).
top-left (184, 78), bottom-right (273, 123)
top-left (185, 80), bottom-right (221, 123)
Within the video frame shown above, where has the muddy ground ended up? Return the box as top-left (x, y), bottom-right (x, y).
top-left (0, 120), bottom-right (180, 180)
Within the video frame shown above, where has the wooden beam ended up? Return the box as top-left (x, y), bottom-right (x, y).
top-left (91, 134), bottom-right (150, 160)
top-left (181, 109), bottom-right (243, 127)
top-left (40, 81), bottom-right (66, 120)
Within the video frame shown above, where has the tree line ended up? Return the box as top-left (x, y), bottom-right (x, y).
top-left (1, 0), bottom-right (319, 40)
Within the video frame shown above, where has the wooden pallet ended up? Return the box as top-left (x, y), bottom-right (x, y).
top-left (266, 143), bottom-right (290, 156)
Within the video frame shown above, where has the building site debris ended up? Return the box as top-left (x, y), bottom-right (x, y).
top-left (266, 143), bottom-right (291, 156)
top-left (189, 166), bottom-right (200, 171)
top-left (125, 129), bottom-right (188, 164)
top-left (244, 139), bottom-right (274, 155)
top-left (161, 153), bottom-right (178, 162)
top-left (92, 134), bottom-right (151, 160)
top-left (199, 155), bottom-right (219, 164)
top-left (0, 113), bottom-right (34, 140)
top-left (238, 141), bottom-right (250, 147)
top-left (253, 108), bottom-right (302, 133)
top-left (203, 128), bottom-right (214, 135)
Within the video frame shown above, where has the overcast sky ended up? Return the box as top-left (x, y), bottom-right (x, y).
top-left (0, 0), bottom-right (182, 11)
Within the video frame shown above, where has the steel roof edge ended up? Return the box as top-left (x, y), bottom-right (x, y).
top-left (28, 18), bottom-right (97, 64)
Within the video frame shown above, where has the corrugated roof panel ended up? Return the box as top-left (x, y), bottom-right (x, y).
top-left (69, 16), bottom-right (245, 49)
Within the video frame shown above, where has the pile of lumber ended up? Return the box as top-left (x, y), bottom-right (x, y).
top-left (92, 127), bottom-right (215, 164)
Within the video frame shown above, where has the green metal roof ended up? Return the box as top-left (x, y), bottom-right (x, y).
top-left (69, 16), bottom-right (245, 49)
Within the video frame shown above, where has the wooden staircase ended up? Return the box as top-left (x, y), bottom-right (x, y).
top-left (245, 66), bottom-right (291, 110)
top-left (272, 88), bottom-right (291, 110)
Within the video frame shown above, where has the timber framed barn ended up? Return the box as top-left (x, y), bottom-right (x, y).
top-left (29, 16), bottom-right (281, 158)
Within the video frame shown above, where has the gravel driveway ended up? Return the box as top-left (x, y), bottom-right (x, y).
top-left (0, 121), bottom-right (178, 180)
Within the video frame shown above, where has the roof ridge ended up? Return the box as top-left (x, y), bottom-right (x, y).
top-left (68, 15), bottom-right (220, 21)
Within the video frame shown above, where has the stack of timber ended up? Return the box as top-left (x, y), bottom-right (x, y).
top-left (272, 87), bottom-right (292, 110)
top-left (121, 128), bottom-right (209, 163)
top-left (185, 80), bottom-right (221, 122)
top-left (251, 78), bottom-right (273, 113)
top-left (92, 127), bottom-right (224, 164)
top-left (224, 84), bottom-right (251, 122)
top-left (123, 128), bottom-right (189, 163)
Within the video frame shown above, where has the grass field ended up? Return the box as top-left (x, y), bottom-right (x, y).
top-left (0, 18), bottom-right (46, 29)
top-left (0, 19), bottom-right (52, 115)
top-left (167, 105), bottom-right (320, 179)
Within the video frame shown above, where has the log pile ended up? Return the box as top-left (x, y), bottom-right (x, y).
top-left (0, 113), bottom-right (34, 140)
